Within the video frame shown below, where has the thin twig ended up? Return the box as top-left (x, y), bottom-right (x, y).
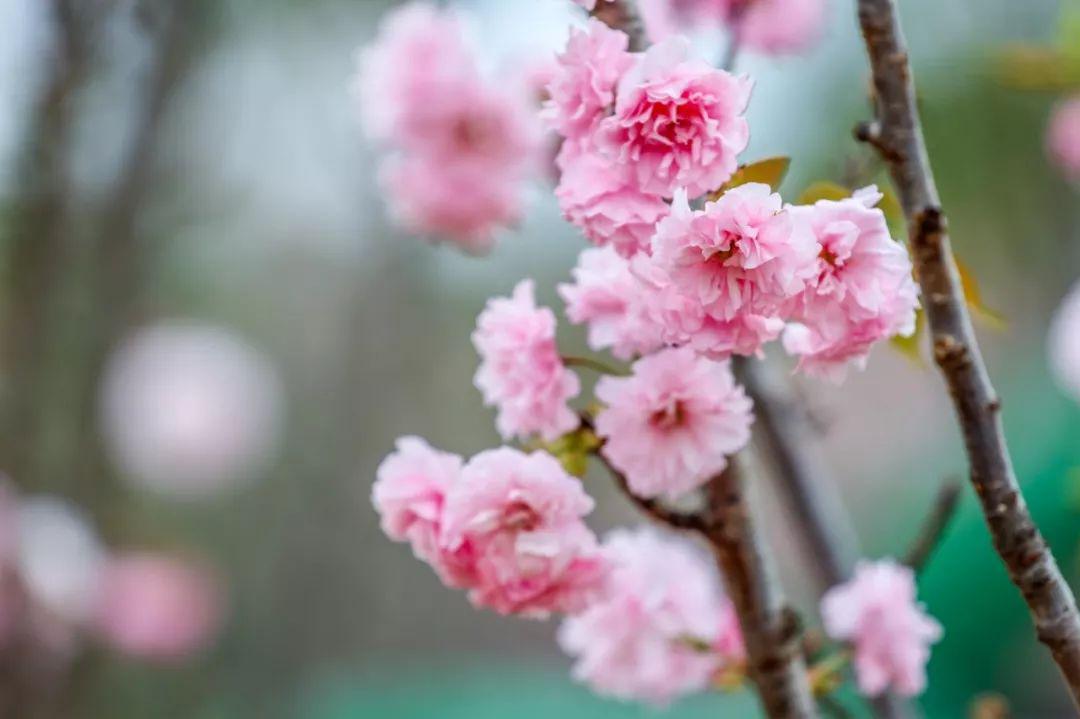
top-left (561, 355), bottom-right (627, 376)
top-left (903, 479), bottom-right (962, 574)
top-left (702, 458), bottom-right (818, 718)
top-left (590, 0), bottom-right (647, 51)
top-left (855, 0), bottom-right (1080, 707)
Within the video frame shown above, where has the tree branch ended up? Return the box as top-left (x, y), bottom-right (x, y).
top-left (903, 479), bottom-right (962, 574)
top-left (702, 459), bottom-right (818, 719)
top-left (855, 0), bottom-right (1080, 706)
top-left (591, 0), bottom-right (647, 51)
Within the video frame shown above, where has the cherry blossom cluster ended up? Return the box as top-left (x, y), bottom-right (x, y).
top-left (352, 3), bottom-right (541, 252)
top-left (367, 0), bottom-right (937, 707)
top-left (551, 21), bottom-right (918, 380)
top-left (0, 480), bottom-right (222, 665)
top-left (1048, 96), bottom-right (1080, 182)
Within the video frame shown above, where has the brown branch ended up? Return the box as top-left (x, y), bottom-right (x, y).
top-left (903, 479), bottom-right (962, 574)
top-left (855, 0), bottom-right (1080, 706)
top-left (702, 459), bottom-right (818, 718)
top-left (590, 0), bottom-right (647, 51)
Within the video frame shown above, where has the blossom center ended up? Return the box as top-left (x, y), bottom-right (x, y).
top-left (648, 399), bottom-right (687, 431)
top-left (502, 500), bottom-right (541, 531)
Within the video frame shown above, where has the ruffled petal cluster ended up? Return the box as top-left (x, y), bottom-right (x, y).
top-left (351, 2), bottom-right (540, 251)
top-left (558, 528), bottom-right (743, 706)
top-left (473, 280), bottom-right (581, 441)
top-left (559, 246), bottom-right (665, 360)
top-left (821, 559), bottom-right (942, 698)
top-left (595, 347), bottom-right (752, 499)
top-left (783, 186), bottom-right (919, 381)
top-left (374, 442), bottom-right (606, 619)
top-left (638, 0), bottom-right (826, 55)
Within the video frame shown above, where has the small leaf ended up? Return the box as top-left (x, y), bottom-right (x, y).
top-left (995, 44), bottom-right (1080, 91)
top-left (956, 258), bottom-right (1007, 330)
top-left (797, 180), bottom-right (850, 205)
top-left (891, 307), bottom-right (926, 365)
top-left (710, 156), bottom-right (791, 199)
top-left (541, 426), bottom-right (601, 478)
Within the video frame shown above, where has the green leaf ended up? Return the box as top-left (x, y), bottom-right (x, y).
top-left (956, 258), bottom-right (1007, 330)
top-left (538, 426), bottom-right (601, 478)
top-left (797, 180), bottom-right (850, 205)
top-left (995, 44), bottom-right (1080, 92)
top-left (710, 156), bottom-right (791, 199)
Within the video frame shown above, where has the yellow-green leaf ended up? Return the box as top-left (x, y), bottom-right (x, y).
top-left (797, 180), bottom-right (850, 205)
top-left (710, 156), bottom-right (791, 200)
top-left (995, 44), bottom-right (1080, 91)
top-left (956, 258), bottom-right (1007, 330)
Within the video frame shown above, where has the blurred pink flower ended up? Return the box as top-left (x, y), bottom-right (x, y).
top-left (544, 20), bottom-right (634, 139)
top-left (651, 185), bottom-right (818, 322)
top-left (558, 246), bottom-right (665, 360)
top-left (558, 528), bottom-right (742, 706)
top-left (441, 448), bottom-right (605, 618)
top-left (784, 186), bottom-right (918, 381)
top-left (350, 2), bottom-right (476, 145)
top-left (1047, 96), bottom-right (1080, 182)
top-left (821, 559), bottom-right (942, 698)
top-left (735, 0), bottom-right (826, 55)
top-left (473, 280), bottom-right (581, 442)
top-left (371, 437), bottom-right (476, 588)
top-left (596, 38), bottom-right (752, 198)
top-left (96, 553), bottom-right (222, 662)
top-left (595, 347), bottom-right (752, 499)
top-left (573, 0), bottom-right (614, 9)
top-left (380, 154), bottom-right (527, 253)
top-left (555, 139), bottom-right (670, 257)
top-left (101, 323), bottom-right (284, 500)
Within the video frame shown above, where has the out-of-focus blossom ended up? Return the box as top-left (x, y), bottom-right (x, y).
top-left (441, 448), bottom-right (606, 618)
top-left (95, 553), bottom-right (223, 662)
top-left (573, 0), bottom-right (614, 9)
top-left (380, 154), bottom-right (527, 253)
top-left (821, 559), bottom-right (942, 698)
top-left (544, 20), bottom-right (634, 139)
top-left (1047, 96), bottom-right (1080, 182)
top-left (555, 140), bottom-right (670, 257)
top-left (473, 280), bottom-right (581, 442)
top-left (371, 437), bottom-right (474, 588)
top-left (351, 2), bottom-right (541, 252)
top-left (641, 0), bottom-right (825, 54)
top-left (596, 38), bottom-right (752, 198)
top-left (1047, 280), bottom-right (1080, 401)
top-left (784, 186), bottom-right (918, 382)
top-left (595, 347), bottom-right (752, 499)
top-left (558, 246), bottom-right (665, 360)
top-left (100, 322), bottom-right (284, 500)
top-left (16, 497), bottom-right (107, 624)
top-left (558, 528), bottom-right (742, 706)
top-left (350, 2), bottom-right (476, 144)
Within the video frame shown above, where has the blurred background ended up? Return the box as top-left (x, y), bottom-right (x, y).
top-left (1, 0), bottom-right (1079, 716)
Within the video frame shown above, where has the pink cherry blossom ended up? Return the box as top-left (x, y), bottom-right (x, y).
top-left (372, 437), bottom-right (476, 588)
top-left (544, 20), bottom-right (634, 139)
top-left (351, 2), bottom-right (477, 145)
top-left (555, 140), bottom-right (670, 257)
top-left (652, 185), bottom-right (819, 321)
top-left (558, 246), bottom-right (665, 360)
top-left (595, 37), bottom-right (752, 198)
top-left (440, 448), bottom-right (605, 618)
top-left (558, 528), bottom-right (743, 706)
top-left (95, 553), bottom-right (223, 662)
top-left (380, 155), bottom-right (526, 254)
top-left (735, 0), bottom-right (826, 55)
top-left (630, 250), bottom-right (787, 358)
top-left (1047, 96), bottom-right (1080, 182)
top-left (821, 559), bottom-right (942, 698)
top-left (473, 280), bottom-right (581, 441)
top-left (594, 347), bottom-right (753, 499)
top-left (784, 186), bottom-right (918, 381)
